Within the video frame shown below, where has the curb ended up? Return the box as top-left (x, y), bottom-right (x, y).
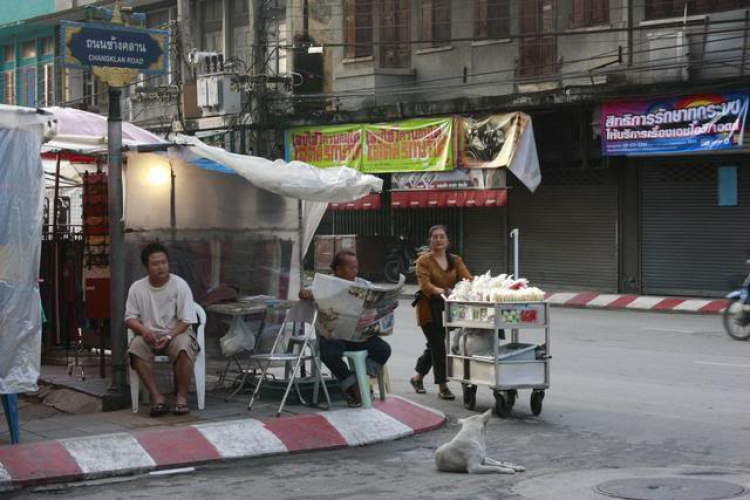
top-left (397, 290), bottom-right (726, 315)
top-left (0, 395), bottom-right (445, 491)
top-left (544, 292), bottom-right (727, 315)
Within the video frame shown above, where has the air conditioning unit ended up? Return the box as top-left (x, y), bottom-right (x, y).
top-left (645, 30), bottom-right (688, 83)
top-left (196, 73), bottom-right (243, 116)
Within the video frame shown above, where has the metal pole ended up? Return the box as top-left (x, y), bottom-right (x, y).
top-left (510, 228), bottom-right (519, 278)
top-left (105, 86), bottom-right (129, 409)
top-left (52, 152), bottom-right (62, 345)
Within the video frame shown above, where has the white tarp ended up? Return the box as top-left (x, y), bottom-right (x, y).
top-left (0, 105), bottom-right (49, 394)
top-left (42, 106), bottom-right (168, 154)
top-left (173, 134), bottom-right (383, 203)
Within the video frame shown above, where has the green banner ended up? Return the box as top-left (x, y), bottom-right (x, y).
top-left (362, 118), bottom-right (454, 173)
top-left (285, 124), bottom-right (362, 169)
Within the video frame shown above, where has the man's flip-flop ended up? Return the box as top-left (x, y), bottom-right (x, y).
top-left (149, 402), bottom-right (170, 417)
top-left (173, 403), bottom-right (190, 415)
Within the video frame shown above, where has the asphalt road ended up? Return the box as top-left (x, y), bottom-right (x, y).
top-left (13, 303), bottom-right (750, 500)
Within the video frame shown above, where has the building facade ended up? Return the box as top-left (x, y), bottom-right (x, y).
top-left (3, 0), bottom-right (749, 296)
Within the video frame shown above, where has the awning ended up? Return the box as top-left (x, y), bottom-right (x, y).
top-left (329, 193), bottom-right (382, 211)
top-left (390, 190), bottom-right (507, 209)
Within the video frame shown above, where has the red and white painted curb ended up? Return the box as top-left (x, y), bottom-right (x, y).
top-left (0, 395), bottom-right (444, 490)
top-left (545, 292), bottom-right (727, 314)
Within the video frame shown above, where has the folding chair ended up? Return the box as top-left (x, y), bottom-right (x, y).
top-left (247, 300), bottom-right (331, 417)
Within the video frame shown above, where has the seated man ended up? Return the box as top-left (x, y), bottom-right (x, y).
top-left (300, 250), bottom-right (391, 407)
top-left (125, 243), bottom-right (199, 416)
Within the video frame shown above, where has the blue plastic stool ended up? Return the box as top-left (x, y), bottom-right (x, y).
top-left (1, 394), bottom-right (20, 444)
top-left (342, 350), bottom-right (386, 409)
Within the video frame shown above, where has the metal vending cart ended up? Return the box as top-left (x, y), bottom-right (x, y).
top-left (444, 299), bottom-right (550, 417)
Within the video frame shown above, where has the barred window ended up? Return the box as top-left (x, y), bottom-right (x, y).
top-left (422, 0), bottom-right (452, 46)
top-left (345, 0), bottom-right (374, 58)
top-left (571, 0), bottom-right (608, 28)
top-left (476, 0), bottom-right (510, 40)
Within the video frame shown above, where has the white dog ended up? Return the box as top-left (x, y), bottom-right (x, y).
top-left (435, 410), bottom-right (525, 474)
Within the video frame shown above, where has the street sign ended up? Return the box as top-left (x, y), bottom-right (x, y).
top-left (60, 21), bottom-right (168, 76)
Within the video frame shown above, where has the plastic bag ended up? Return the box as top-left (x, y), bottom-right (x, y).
top-left (220, 317), bottom-right (257, 357)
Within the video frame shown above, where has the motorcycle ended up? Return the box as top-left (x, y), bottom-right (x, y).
top-left (384, 235), bottom-right (428, 283)
top-left (722, 261), bottom-right (750, 341)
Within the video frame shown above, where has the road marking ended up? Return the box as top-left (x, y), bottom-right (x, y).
top-left (695, 361), bottom-right (750, 368)
top-left (643, 327), bottom-right (695, 333)
top-left (587, 294), bottom-right (622, 307)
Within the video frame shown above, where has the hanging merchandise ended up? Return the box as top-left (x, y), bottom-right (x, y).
top-left (82, 172), bottom-right (110, 319)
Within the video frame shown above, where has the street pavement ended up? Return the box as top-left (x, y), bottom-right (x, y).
top-left (7, 302), bottom-right (750, 499)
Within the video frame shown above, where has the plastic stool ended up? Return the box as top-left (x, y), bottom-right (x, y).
top-left (342, 350), bottom-right (386, 409)
top-left (1, 394), bottom-right (20, 444)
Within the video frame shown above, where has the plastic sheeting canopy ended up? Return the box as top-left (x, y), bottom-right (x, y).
top-left (0, 105), bottom-right (49, 394)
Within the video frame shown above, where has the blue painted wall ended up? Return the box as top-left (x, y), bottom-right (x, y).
top-left (0, 0), bottom-right (55, 26)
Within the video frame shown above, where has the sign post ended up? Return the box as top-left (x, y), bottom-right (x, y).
top-left (61, 2), bottom-right (168, 410)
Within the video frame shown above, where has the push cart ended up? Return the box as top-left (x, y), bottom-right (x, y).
top-left (444, 300), bottom-right (550, 417)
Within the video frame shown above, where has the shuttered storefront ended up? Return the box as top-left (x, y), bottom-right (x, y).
top-left (640, 161), bottom-right (750, 297)
top-left (508, 169), bottom-right (617, 291)
top-left (463, 207), bottom-right (507, 275)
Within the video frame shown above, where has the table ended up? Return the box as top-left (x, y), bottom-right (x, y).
top-left (206, 299), bottom-right (296, 401)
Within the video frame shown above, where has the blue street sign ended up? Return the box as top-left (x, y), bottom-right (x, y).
top-left (60, 21), bottom-right (169, 75)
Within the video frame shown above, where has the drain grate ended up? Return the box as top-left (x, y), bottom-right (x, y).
top-left (595, 478), bottom-right (747, 500)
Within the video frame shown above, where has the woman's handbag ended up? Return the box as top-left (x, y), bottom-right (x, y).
top-left (429, 296), bottom-right (446, 329)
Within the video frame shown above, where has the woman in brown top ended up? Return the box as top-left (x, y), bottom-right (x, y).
top-left (410, 225), bottom-right (472, 400)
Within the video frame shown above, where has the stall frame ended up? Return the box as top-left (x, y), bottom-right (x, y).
top-left (444, 300), bottom-right (550, 417)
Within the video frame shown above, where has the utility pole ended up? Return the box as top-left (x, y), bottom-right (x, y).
top-left (250, 0), bottom-right (269, 156)
top-left (104, 85), bottom-right (128, 410)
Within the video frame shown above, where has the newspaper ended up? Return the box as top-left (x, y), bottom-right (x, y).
top-left (312, 273), bottom-right (405, 342)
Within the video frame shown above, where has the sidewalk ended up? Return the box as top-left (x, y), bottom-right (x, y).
top-left (396, 284), bottom-right (727, 315)
top-left (0, 366), bottom-right (445, 491)
top-left (0, 395), bottom-right (444, 491)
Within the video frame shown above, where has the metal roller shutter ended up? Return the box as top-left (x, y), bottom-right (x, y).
top-left (463, 207), bottom-right (507, 275)
top-left (508, 169), bottom-right (617, 291)
top-left (641, 161), bottom-right (750, 297)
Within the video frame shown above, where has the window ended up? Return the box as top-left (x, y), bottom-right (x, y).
top-left (519, 0), bottom-right (558, 77)
top-left (42, 64), bottom-right (54, 106)
top-left (646, 0), bottom-right (750, 19)
top-left (41, 37), bottom-right (54, 56)
top-left (381, 0), bottom-right (410, 68)
top-left (83, 70), bottom-right (98, 107)
top-left (21, 40), bottom-right (35, 59)
top-left (571, 0), bottom-right (608, 27)
top-left (345, 0), bottom-right (374, 58)
top-left (201, 0), bottom-right (223, 52)
top-left (3, 46), bottom-right (13, 63)
top-left (20, 67), bottom-right (35, 107)
top-left (3, 71), bottom-right (14, 104)
top-left (476, 0), bottom-right (510, 39)
top-left (421, 0), bottom-right (451, 46)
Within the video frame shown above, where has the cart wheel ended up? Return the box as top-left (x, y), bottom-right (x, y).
top-left (530, 390), bottom-right (544, 416)
top-left (493, 392), bottom-right (511, 418)
top-left (506, 390), bottom-right (517, 410)
top-left (462, 384), bottom-right (477, 411)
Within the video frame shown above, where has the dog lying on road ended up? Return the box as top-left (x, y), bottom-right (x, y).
top-left (435, 410), bottom-right (525, 474)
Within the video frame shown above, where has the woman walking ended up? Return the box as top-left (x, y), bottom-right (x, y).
top-left (410, 225), bottom-right (472, 400)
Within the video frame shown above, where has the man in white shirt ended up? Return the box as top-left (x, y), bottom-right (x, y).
top-left (125, 243), bottom-right (199, 416)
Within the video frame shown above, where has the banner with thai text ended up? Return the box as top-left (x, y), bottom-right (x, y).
top-left (285, 125), bottom-right (362, 169)
top-left (362, 118), bottom-right (454, 173)
top-left (601, 93), bottom-right (750, 156)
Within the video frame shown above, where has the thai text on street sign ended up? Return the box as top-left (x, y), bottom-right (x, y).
top-left (60, 21), bottom-right (169, 76)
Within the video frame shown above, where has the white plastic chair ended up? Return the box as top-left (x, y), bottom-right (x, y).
top-left (128, 303), bottom-right (206, 412)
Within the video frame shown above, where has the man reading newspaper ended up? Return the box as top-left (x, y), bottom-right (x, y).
top-left (299, 250), bottom-right (394, 407)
